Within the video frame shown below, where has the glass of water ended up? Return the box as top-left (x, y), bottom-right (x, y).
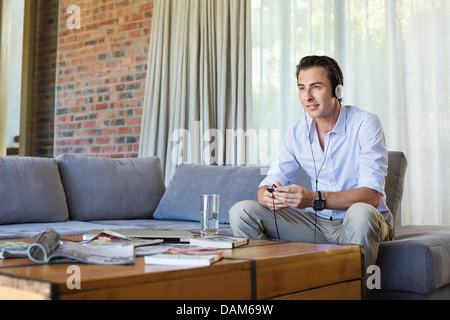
top-left (201, 194), bottom-right (220, 237)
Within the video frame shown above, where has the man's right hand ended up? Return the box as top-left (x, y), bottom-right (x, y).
top-left (257, 182), bottom-right (282, 209)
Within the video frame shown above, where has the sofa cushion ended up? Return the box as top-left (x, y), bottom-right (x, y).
top-left (0, 220), bottom-right (233, 240)
top-left (374, 225), bottom-right (450, 297)
top-left (385, 151), bottom-right (408, 227)
top-left (153, 163), bottom-right (267, 223)
top-left (0, 157), bottom-right (69, 224)
top-left (57, 154), bottom-right (165, 221)
top-left (89, 219), bottom-right (233, 237)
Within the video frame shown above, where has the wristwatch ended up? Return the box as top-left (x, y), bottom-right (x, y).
top-left (313, 191), bottom-right (326, 211)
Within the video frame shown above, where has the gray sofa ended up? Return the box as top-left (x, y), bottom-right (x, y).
top-left (0, 152), bottom-right (449, 300)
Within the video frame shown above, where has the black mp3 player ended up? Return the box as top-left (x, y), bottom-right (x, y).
top-left (267, 184), bottom-right (277, 193)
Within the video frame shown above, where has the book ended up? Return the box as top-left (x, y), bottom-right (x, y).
top-left (144, 248), bottom-right (224, 266)
top-left (26, 229), bottom-right (160, 265)
top-left (189, 235), bottom-right (248, 249)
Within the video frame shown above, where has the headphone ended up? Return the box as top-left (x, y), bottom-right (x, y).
top-left (335, 83), bottom-right (344, 100)
top-left (333, 65), bottom-right (344, 101)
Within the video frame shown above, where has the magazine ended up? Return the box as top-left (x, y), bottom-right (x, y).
top-left (0, 241), bottom-right (30, 259)
top-left (27, 229), bottom-right (161, 265)
top-left (144, 248), bottom-right (224, 267)
top-left (189, 235), bottom-right (248, 249)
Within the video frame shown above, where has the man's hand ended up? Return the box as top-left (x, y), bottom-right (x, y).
top-left (258, 182), bottom-right (382, 212)
top-left (270, 185), bottom-right (315, 210)
top-left (258, 183), bottom-right (315, 210)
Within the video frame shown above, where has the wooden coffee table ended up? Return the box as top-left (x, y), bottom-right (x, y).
top-left (0, 238), bottom-right (362, 300)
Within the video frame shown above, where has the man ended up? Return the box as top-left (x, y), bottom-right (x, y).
top-left (229, 55), bottom-right (394, 269)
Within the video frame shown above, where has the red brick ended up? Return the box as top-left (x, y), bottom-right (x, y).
top-left (45, 0), bottom-right (154, 159)
top-left (96, 137), bottom-right (111, 145)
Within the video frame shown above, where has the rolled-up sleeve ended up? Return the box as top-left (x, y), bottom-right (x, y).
top-left (357, 114), bottom-right (388, 195)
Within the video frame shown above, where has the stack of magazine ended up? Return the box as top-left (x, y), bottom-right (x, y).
top-left (0, 241), bottom-right (30, 259)
top-left (189, 235), bottom-right (248, 248)
top-left (144, 235), bottom-right (249, 267)
top-left (144, 248), bottom-right (224, 266)
top-left (0, 230), bottom-right (249, 267)
top-left (0, 228), bottom-right (161, 265)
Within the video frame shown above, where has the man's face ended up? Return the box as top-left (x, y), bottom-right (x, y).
top-left (297, 67), bottom-right (338, 123)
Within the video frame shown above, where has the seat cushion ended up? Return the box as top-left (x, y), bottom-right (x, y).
top-left (0, 219), bottom-right (233, 241)
top-left (0, 156), bottom-right (69, 224)
top-left (57, 155), bottom-right (165, 221)
top-left (375, 225), bottom-right (450, 297)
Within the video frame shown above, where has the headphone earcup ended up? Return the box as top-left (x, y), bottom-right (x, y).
top-left (335, 84), bottom-right (344, 100)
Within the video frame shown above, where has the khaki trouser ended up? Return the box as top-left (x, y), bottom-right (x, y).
top-left (229, 201), bottom-right (394, 270)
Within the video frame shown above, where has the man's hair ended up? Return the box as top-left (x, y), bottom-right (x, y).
top-left (295, 55), bottom-right (344, 99)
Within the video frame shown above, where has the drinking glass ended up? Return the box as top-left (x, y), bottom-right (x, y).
top-left (201, 194), bottom-right (220, 237)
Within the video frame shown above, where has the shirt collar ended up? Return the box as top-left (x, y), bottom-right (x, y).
top-left (304, 115), bottom-right (315, 143)
top-left (332, 105), bottom-right (347, 136)
top-left (305, 105), bottom-right (347, 141)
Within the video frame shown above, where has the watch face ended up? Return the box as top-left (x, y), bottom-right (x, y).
top-left (314, 199), bottom-right (326, 211)
top-left (313, 191), bottom-right (325, 211)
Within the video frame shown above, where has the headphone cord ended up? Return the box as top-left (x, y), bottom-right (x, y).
top-left (272, 192), bottom-right (280, 240)
top-left (305, 104), bottom-right (337, 243)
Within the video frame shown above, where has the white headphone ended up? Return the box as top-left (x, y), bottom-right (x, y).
top-left (335, 83), bottom-right (344, 100)
top-left (334, 68), bottom-right (344, 100)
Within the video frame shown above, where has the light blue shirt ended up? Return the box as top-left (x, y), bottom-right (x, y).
top-left (260, 105), bottom-right (390, 222)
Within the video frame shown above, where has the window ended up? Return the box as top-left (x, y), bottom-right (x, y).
top-left (251, 0), bottom-right (450, 225)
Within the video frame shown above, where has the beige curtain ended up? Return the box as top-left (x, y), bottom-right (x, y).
top-left (139, 0), bottom-right (252, 183)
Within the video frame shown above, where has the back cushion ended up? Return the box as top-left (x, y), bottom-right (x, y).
top-left (0, 157), bottom-right (69, 224)
top-left (57, 155), bottom-right (165, 221)
top-left (153, 163), bottom-right (269, 224)
top-left (385, 151), bottom-right (408, 227)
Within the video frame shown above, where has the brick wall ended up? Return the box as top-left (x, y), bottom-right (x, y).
top-left (54, 0), bottom-right (154, 158)
top-left (32, 0), bottom-right (59, 157)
